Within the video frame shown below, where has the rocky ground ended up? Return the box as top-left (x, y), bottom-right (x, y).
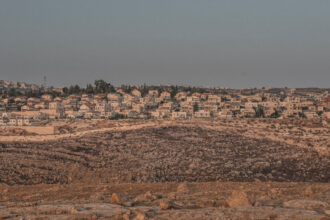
top-left (0, 119), bottom-right (329, 219)
top-left (1, 123), bottom-right (329, 184)
top-left (1, 182), bottom-right (329, 219)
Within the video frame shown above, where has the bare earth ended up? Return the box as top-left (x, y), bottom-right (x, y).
top-left (1, 182), bottom-right (330, 219)
top-left (0, 119), bottom-right (329, 219)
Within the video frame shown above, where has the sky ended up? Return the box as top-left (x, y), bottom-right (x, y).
top-left (0, 0), bottom-right (329, 88)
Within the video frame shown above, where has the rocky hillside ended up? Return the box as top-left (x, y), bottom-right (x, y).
top-left (1, 125), bottom-right (329, 185)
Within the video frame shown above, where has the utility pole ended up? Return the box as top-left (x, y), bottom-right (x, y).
top-left (43, 76), bottom-right (47, 88)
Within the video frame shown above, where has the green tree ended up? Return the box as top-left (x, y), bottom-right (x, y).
top-left (270, 109), bottom-right (280, 118)
top-left (221, 96), bottom-right (229, 102)
top-left (193, 102), bottom-right (199, 112)
top-left (170, 85), bottom-right (178, 99)
top-left (8, 88), bottom-right (17, 97)
top-left (157, 87), bottom-right (164, 95)
top-left (86, 84), bottom-right (94, 94)
top-left (94, 79), bottom-right (115, 93)
top-left (68, 85), bottom-right (74, 94)
top-left (121, 85), bottom-right (133, 93)
top-left (231, 110), bottom-right (240, 117)
top-left (253, 105), bottom-right (265, 118)
top-left (298, 112), bottom-right (306, 118)
top-left (317, 111), bottom-right (323, 116)
top-left (140, 84), bottom-right (149, 97)
top-left (74, 85), bottom-right (81, 94)
top-left (62, 87), bottom-right (69, 95)
top-left (67, 85), bottom-right (81, 94)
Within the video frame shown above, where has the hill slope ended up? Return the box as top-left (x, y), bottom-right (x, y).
top-left (1, 125), bottom-right (329, 185)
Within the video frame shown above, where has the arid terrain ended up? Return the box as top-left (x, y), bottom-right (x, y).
top-left (1, 182), bottom-right (330, 219)
top-left (0, 119), bottom-right (329, 219)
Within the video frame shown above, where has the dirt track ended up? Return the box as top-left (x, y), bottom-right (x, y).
top-left (0, 121), bottom-right (167, 142)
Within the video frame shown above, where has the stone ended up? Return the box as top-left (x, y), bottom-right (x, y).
top-left (69, 207), bottom-right (78, 214)
top-left (133, 212), bottom-right (146, 220)
top-left (122, 214), bottom-right (130, 220)
top-left (226, 191), bottom-right (251, 207)
top-left (145, 191), bottom-right (162, 200)
top-left (111, 193), bottom-right (134, 207)
top-left (177, 183), bottom-right (192, 193)
top-left (283, 200), bottom-right (328, 211)
top-left (198, 199), bottom-right (216, 208)
top-left (128, 209), bottom-right (148, 220)
top-left (134, 191), bottom-right (162, 203)
top-left (159, 199), bottom-right (174, 210)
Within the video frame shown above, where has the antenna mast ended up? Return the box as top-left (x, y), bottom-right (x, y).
top-left (43, 76), bottom-right (47, 88)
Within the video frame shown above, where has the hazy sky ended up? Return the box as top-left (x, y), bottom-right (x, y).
top-left (0, 0), bottom-right (329, 88)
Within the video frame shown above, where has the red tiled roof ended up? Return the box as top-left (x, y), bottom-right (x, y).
top-left (322, 97), bottom-right (330, 102)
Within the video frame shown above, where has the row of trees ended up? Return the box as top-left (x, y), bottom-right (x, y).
top-left (61, 81), bottom-right (221, 98)
top-left (0, 88), bottom-right (42, 97)
top-left (253, 105), bottom-right (282, 118)
top-left (2, 79), bottom-right (239, 99)
top-left (62, 80), bottom-right (116, 95)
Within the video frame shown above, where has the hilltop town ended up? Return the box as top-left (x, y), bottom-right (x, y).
top-left (1, 1), bottom-right (330, 218)
top-left (0, 79), bottom-right (329, 128)
top-left (1, 80), bottom-right (329, 219)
